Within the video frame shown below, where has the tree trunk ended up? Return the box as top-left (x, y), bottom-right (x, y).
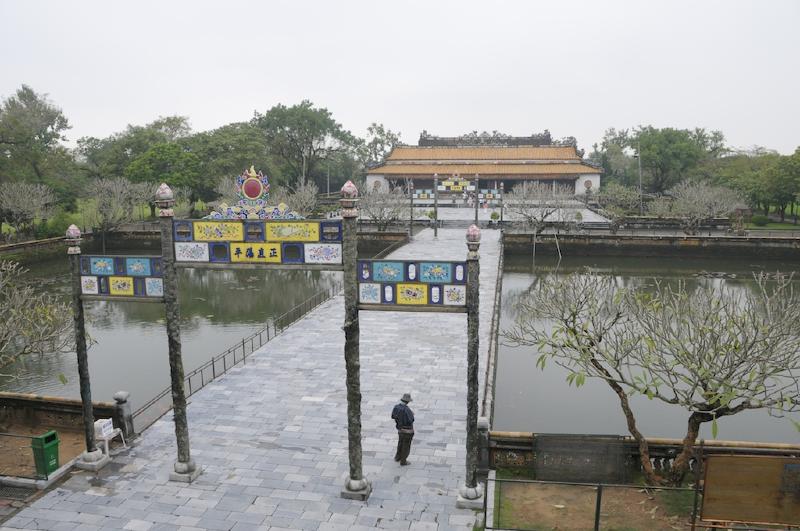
top-left (589, 359), bottom-right (660, 484)
top-left (101, 229), bottom-right (107, 254)
top-left (668, 412), bottom-right (705, 485)
top-left (149, 202), bottom-right (156, 218)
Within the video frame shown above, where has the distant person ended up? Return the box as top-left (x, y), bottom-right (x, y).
top-left (391, 393), bottom-right (415, 466)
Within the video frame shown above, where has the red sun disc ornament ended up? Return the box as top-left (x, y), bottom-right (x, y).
top-left (242, 177), bottom-right (263, 199)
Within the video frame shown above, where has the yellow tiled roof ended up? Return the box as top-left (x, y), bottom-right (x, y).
top-left (385, 145), bottom-right (580, 161)
top-left (368, 163), bottom-right (601, 176)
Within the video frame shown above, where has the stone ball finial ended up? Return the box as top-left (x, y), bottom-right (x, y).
top-left (155, 183), bottom-right (174, 201)
top-left (340, 180), bottom-right (358, 199)
top-left (65, 224), bottom-right (81, 240)
top-left (466, 224), bottom-right (481, 243)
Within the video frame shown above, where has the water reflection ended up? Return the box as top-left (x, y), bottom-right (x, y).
top-left (0, 256), bottom-right (341, 411)
top-left (496, 254), bottom-right (800, 443)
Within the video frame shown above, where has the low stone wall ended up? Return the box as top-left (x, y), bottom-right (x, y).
top-left (481, 232), bottom-right (504, 424)
top-left (0, 391), bottom-right (134, 439)
top-left (487, 431), bottom-right (800, 476)
top-left (504, 232), bottom-right (800, 259)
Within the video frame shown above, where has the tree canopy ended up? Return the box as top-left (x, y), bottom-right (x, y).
top-left (504, 271), bottom-right (800, 486)
top-left (252, 100), bottom-right (357, 188)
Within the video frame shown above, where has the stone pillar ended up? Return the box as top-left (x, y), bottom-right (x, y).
top-left (113, 391), bottom-right (135, 439)
top-left (458, 224), bottom-right (484, 508)
top-left (474, 175), bottom-right (480, 224)
top-left (155, 183), bottom-right (200, 483)
top-left (500, 182), bottom-right (505, 224)
top-left (433, 174), bottom-right (439, 238)
top-left (340, 180), bottom-right (371, 501)
top-left (66, 225), bottom-right (110, 471)
top-left (409, 180), bottom-right (414, 239)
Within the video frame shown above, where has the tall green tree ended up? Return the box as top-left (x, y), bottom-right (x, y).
top-left (124, 143), bottom-right (206, 213)
top-left (0, 85), bottom-right (71, 183)
top-left (251, 100), bottom-right (357, 188)
top-left (182, 122), bottom-right (273, 185)
top-left (763, 148), bottom-right (800, 221)
top-left (76, 116), bottom-right (191, 179)
top-left (635, 126), bottom-right (710, 193)
top-left (0, 85), bottom-right (81, 208)
top-left (359, 122), bottom-right (401, 168)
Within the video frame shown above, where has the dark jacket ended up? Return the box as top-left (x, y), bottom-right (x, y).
top-left (391, 402), bottom-right (414, 431)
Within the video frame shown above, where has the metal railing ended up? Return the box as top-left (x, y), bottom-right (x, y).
top-left (131, 281), bottom-right (343, 432)
top-left (485, 476), bottom-right (701, 531)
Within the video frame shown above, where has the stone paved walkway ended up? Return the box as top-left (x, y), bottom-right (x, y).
top-left (2, 228), bottom-right (501, 531)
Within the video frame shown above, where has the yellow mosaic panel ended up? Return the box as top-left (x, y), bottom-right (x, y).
top-left (396, 283), bottom-right (428, 305)
top-left (265, 222), bottom-right (320, 242)
top-left (230, 243), bottom-right (282, 263)
top-left (109, 276), bottom-right (134, 296)
top-left (193, 221), bottom-right (244, 242)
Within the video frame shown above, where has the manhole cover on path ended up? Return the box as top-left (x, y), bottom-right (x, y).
top-left (0, 485), bottom-right (36, 501)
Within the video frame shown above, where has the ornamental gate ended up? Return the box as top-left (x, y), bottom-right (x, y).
top-left (65, 168), bottom-right (482, 505)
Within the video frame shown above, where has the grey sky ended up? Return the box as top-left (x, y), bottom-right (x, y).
top-left (1, 0), bottom-right (798, 154)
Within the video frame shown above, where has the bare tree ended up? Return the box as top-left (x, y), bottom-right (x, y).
top-left (670, 181), bottom-right (746, 234)
top-left (648, 182), bottom-right (746, 234)
top-left (0, 260), bottom-right (72, 371)
top-left (504, 271), bottom-right (800, 486)
top-left (213, 175), bottom-right (239, 205)
top-left (129, 181), bottom-right (157, 221)
top-left (0, 182), bottom-right (57, 239)
top-left (86, 177), bottom-right (136, 253)
top-left (287, 180), bottom-right (318, 217)
top-left (359, 185), bottom-right (409, 231)
top-left (597, 182), bottom-right (639, 234)
top-left (504, 182), bottom-right (573, 258)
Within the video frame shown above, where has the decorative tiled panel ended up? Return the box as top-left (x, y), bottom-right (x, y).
top-left (79, 255), bottom-right (164, 299)
top-left (357, 260), bottom-right (468, 308)
top-left (173, 220), bottom-right (342, 266)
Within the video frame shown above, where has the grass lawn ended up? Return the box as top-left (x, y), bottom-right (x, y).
top-left (747, 221), bottom-right (800, 230)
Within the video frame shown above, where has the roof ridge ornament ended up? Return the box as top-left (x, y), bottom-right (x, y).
top-left (204, 167), bottom-right (304, 220)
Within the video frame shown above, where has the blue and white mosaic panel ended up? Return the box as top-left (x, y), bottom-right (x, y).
top-left (356, 260), bottom-right (468, 308)
top-left (79, 255), bottom-right (164, 299)
top-left (172, 220), bottom-right (342, 266)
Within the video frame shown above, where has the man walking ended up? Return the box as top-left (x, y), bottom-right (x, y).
top-left (391, 393), bottom-right (415, 466)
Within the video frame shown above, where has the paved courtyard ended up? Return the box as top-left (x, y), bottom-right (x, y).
top-left (2, 228), bottom-right (501, 531)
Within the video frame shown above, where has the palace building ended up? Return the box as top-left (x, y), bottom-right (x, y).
top-left (366, 131), bottom-right (602, 196)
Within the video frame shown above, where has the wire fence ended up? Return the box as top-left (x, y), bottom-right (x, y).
top-left (0, 432), bottom-right (38, 479)
top-left (485, 476), bottom-right (701, 531)
top-left (131, 280), bottom-right (343, 432)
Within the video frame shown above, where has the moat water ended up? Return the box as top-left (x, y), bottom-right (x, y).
top-left (3, 249), bottom-right (799, 444)
top-left (494, 254), bottom-right (800, 443)
top-left (0, 253), bottom-right (341, 411)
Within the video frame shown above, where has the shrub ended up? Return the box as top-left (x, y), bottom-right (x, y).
top-left (751, 215), bottom-right (769, 226)
top-left (490, 211), bottom-right (500, 221)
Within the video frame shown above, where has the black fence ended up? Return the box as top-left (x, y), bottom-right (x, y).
top-left (485, 476), bottom-right (701, 531)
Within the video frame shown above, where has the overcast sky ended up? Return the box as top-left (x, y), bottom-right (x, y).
top-left (1, 0), bottom-right (798, 154)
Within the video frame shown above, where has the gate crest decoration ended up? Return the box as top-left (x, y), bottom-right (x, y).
top-left (66, 169), bottom-right (483, 507)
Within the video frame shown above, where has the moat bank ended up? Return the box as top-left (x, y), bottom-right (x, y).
top-left (504, 231), bottom-right (800, 259)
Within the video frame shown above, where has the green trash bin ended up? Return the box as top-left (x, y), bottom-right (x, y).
top-left (31, 430), bottom-right (60, 478)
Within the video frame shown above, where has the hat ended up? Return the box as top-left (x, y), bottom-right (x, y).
top-left (401, 393), bottom-right (412, 403)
